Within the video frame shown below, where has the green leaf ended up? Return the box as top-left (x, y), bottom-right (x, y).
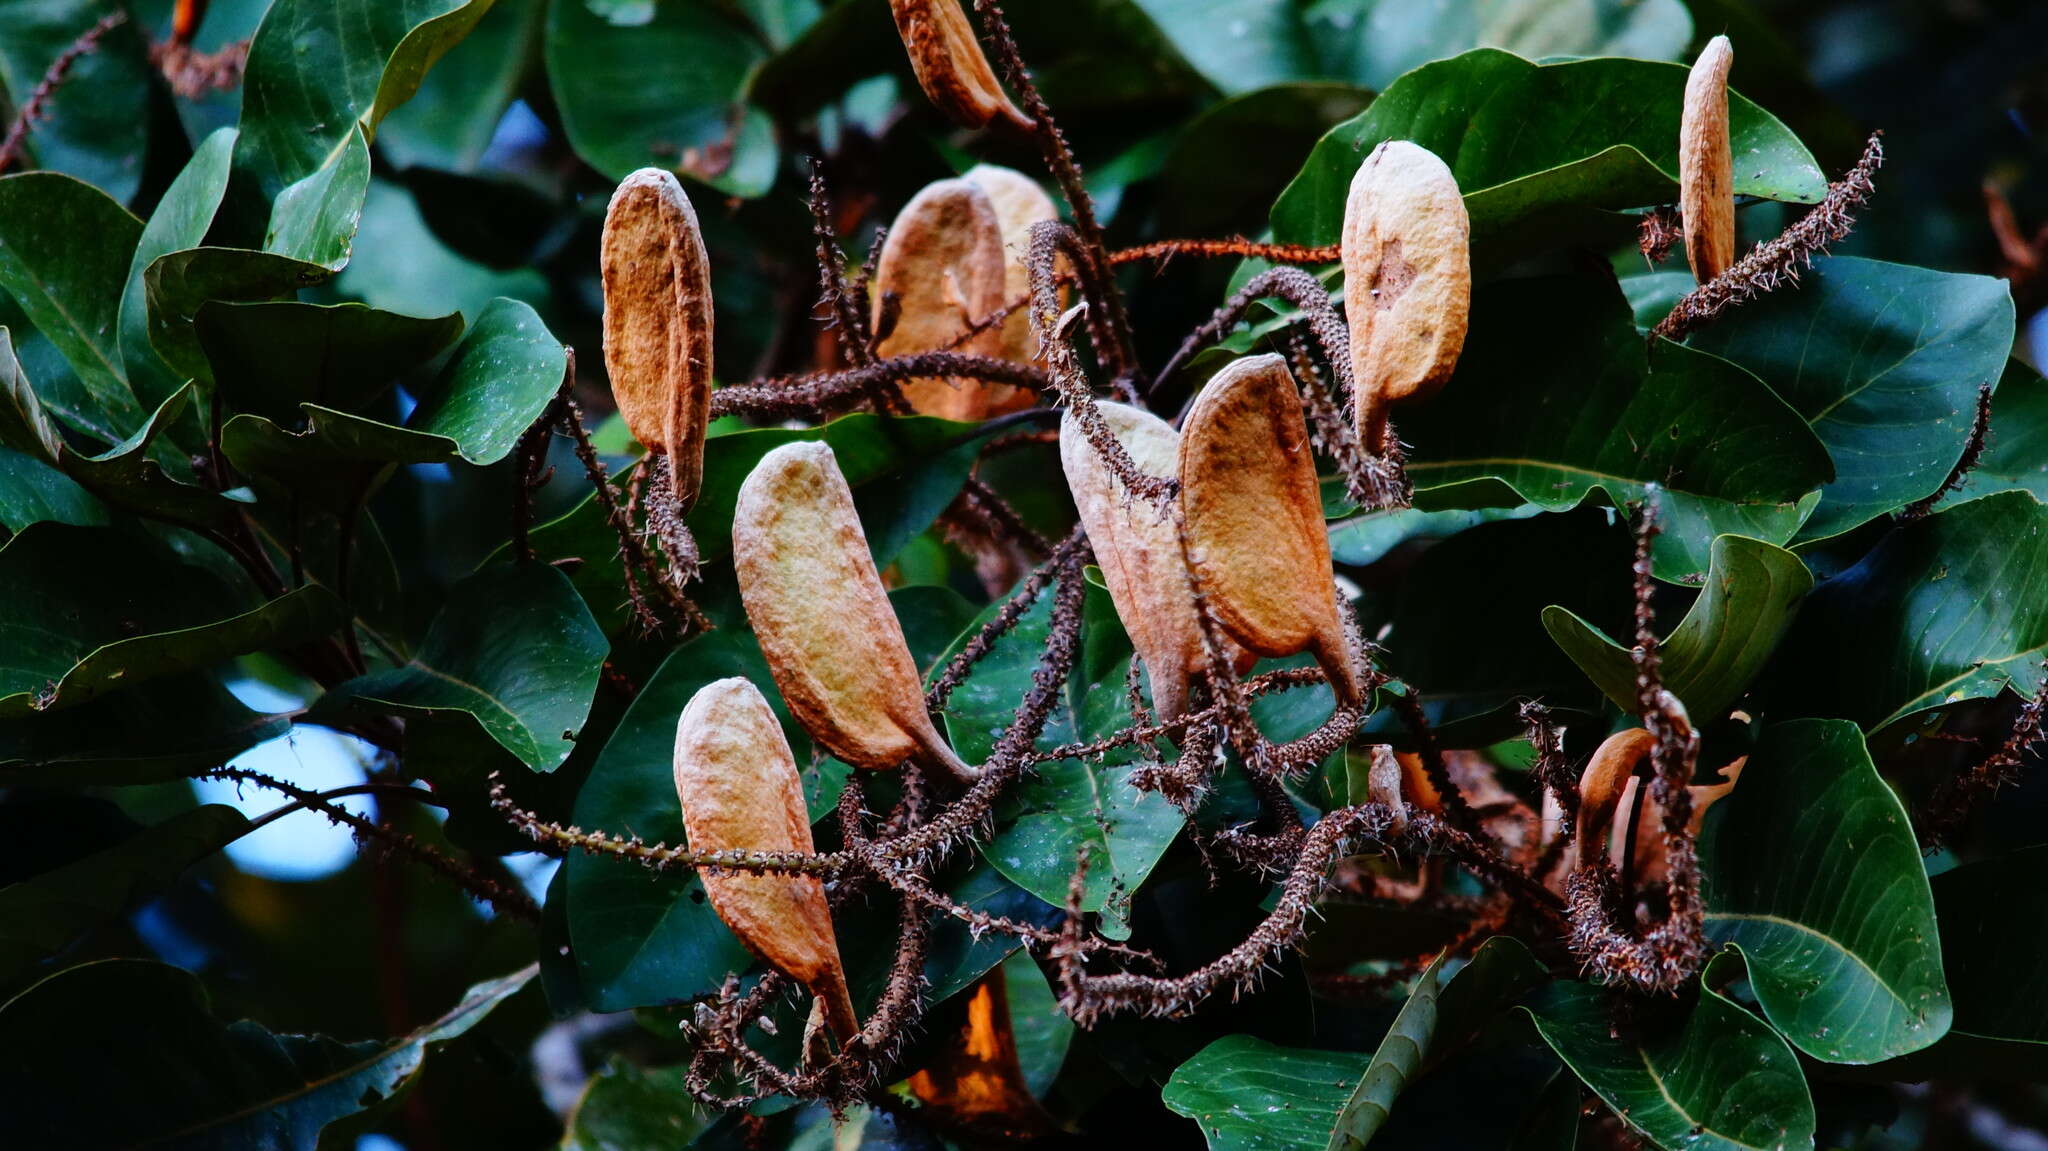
top-left (196, 301), bottom-right (463, 422)
top-left (0, 446), bottom-right (105, 531)
top-left (143, 246), bottom-right (337, 383)
top-left (335, 180), bottom-right (551, 324)
top-left (0, 522), bottom-right (346, 717)
top-left (0, 0), bottom-right (151, 203)
top-left (1685, 257), bottom-right (2016, 541)
top-left (562, 1061), bottom-right (714, 1151)
top-left (118, 128), bottom-right (239, 410)
top-left (1543, 534), bottom-right (1813, 718)
top-left (221, 404), bottom-right (461, 510)
top-left (1329, 505), bottom-right (1542, 568)
top-left (1163, 1035), bottom-right (1370, 1151)
top-left (379, 0), bottom-right (547, 173)
top-left (1309, 0), bottom-right (1694, 91)
top-left (1931, 846), bottom-right (2048, 1044)
top-left (1521, 978), bottom-right (1815, 1151)
top-left (234, 0), bottom-right (495, 196)
top-left (0, 958), bottom-right (532, 1147)
top-left (315, 562), bottom-right (607, 771)
top-left (1399, 276), bottom-right (1833, 581)
top-left (1700, 720), bottom-right (1950, 1063)
top-left (545, 0), bottom-right (778, 198)
top-left (406, 297), bottom-right (568, 464)
top-left (1767, 490), bottom-right (2048, 734)
top-left (1271, 49), bottom-right (1825, 245)
top-left (0, 805), bottom-right (250, 988)
top-left (0, 173), bottom-right (143, 438)
top-left (1128, 0), bottom-right (1316, 94)
top-left (1956, 361), bottom-right (2048, 504)
top-left (1155, 83), bottom-right (1373, 238)
top-left (1003, 947), bottom-right (1074, 1098)
top-left (0, 673), bottom-right (288, 786)
top-left (1326, 952), bottom-right (1451, 1149)
top-left (263, 125), bottom-right (373, 269)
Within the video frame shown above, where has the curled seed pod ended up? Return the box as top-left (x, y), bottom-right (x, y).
top-left (674, 677), bottom-right (858, 1042)
top-left (872, 178), bottom-right (1013, 420)
top-left (1575, 727), bottom-right (1656, 850)
top-left (734, 442), bottom-right (976, 782)
top-left (1059, 401), bottom-right (1246, 722)
top-left (1342, 140), bottom-right (1470, 455)
top-left (600, 168), bottom-right (714, 507)
top-left (1680, 35), bottom-right (1735, 284)
top-left (1179, 353), bottom-right (1365, 705)
top-left (965, 163), bottom-right (1059, 369)
top-left (888, 0), bottom-right (1032, 134)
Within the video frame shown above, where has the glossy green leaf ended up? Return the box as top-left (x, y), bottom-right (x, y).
top-left (1767, 490), bottom-right (2048, 733)
top-left (1522, 979), bottom-right (1815, 1151)
top-left (545, 0), bottom-right (778, 198)
top-left (1328, 505), bottom-right (1541, 568)
top-left (1271, 49), bottom-right (1825, 245)
top-left (1003, 948), bottom-right (1074, 1098)
top-left (1163, 1035), bottom-right (1370, 1151)
top-left (143, 246), bottom-right (337, 382)
top-left (1326, 953), bottom-right (1450, 1149)
top-left (263, 125), bottom-right (373, 269)
top-left (1931, 846), bottom-right (2048, 1044)
top-left (334, 180), bottom-right (551, 324)
top-left (1129, 0), bottom-right (1316, 94)
top-left (1309, 0), bottom-right (1693, 91)
top-left (1399, 276), bottom-right (1833, 580)
top-left (406, 297), bottom-right (568, 464)
top-left (1700, 720), bottom-right (1949, 1063)
top-left (221, 405), bottom-right (458, 512)
top-left (0, 958), bottom-right (532, 1147)
top-left (316, 562), bottom-right (606, 771)
top-left (0, 523), bottom-right (346, 717)
top-left (378, 0), bottom-right (546, 173)
top-left (196, 301), bottom-right (463, 421)
top-left (235, 0), bottom-right (495, 196)
top-left (1543, 534), bottom-right (1813, 718)
top-left (0, 173), bottom-right (143, 438)
top-left (1953, 360), bottom-right (2048, 505)
top-left (0, 0), bottom-right (151, 203)
top-left (0, 447), bottom-right (105, 531)
top-left (1155, 83), bottom-right (1373, 237)
top-left (0, 804), bottom-right (250, 987)
top-left (0, 673), bottom-right (288, 785)
top-left (117, 128), bottom-right (238, 410)
top-left (1686, 257), bottom-right (2014, 541)
top-left (562, 1061), bottom-right (713, 1151)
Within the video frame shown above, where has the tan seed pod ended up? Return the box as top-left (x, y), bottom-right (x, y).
top-left (1342, 140), bottom-right (1470, 455)
top-left (674, 677), bottom-right (857, 1042)
top-left (1680, 35), bottom-right (1735, 284)
top-left (1179, 354), bottom-right (1365, 706)
top-left (964, 163), bottom-right (1058, 368)
top-left (600, 168), bottom-right (714, 507)
top-left (872, 178), bottom-right (1015, 421)
top-left (1059, 401), bottom-right (1247, 722)
top-left (888, 0), bottom-right (1032, 134)
top-left (1574, 727), bottom-right (1657, 850)
top-left (734, 441), bottom-right (976, 782)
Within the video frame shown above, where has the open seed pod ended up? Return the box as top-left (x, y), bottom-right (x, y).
top-left (674, 677), bottom-right (857, 1042)
top-left (1575, 727), bottom-right (1658, 849)
top-left (1680, 35), bottom-right (1735, 283)
top-left (964, 163), bottom-right (1059, 368)
top-left (871, 178), bottom-right (1016, 420)
top-left (600, 169), bottom-right (714, 508)
top-left (1060, 401), bottom-right (1247, 721)
top-left (888, 0), bottom-right (1033, 134)
top-left (1179, 353), bottom-right (1365, 705)
top-left (1342, 140), bottom-right (1470, 455)
top-left (734, 441), bottom-right (976, 781)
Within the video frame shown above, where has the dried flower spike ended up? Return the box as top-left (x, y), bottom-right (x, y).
top-left (1060, 401), bottom-right (1245, 721)
top-left (1343, 140), bottom-right (1470, 456)
top-left (601, 168), bottom-right (714, 507)
top-left (888, 0), bottom-right (1033, 134)
top-left (1680, 35), bottom-right (1735, 284)
top-left (674, 677), bottom-right (858, 1041)
top-left (965, 163), bottom-right (1059, 368)
top-left (1179, 354), bottom-right (1365, 705)
top-left (872, 178), bottom-right (1016, 420)
top-left (734, 441), bottom-right (976, 781)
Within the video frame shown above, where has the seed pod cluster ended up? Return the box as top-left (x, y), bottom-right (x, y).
top-left (1179, 353), bottom-right (1366, 705)
top-left (888, 0), bottom-right (1033, 134)
top-left (1679, 35), bottom-right (1735, 284)
top-left (601, 168), bottom-right (715, 508)
top-left (1341, 140), bottom-right (1470, 456)
top-left (673, 677), bottom-right (858, 1042)
top-left (734, 441), bottom-right (976, 782)
top-left (872, 178), bottom-right (1018, 421)
top-left (1059, 401), bottom-right (1246, 722)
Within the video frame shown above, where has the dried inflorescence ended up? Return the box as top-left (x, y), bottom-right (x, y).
top-left (1679, 36), bottom-right (1736, 284)
top-left (888, 0), bottom-right (1033, 134)
top-left (675, 678), bottom-right (860, 1042)
top-left (734, 441), bottom-right (977, 783)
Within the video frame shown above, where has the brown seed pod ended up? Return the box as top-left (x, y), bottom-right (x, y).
top-left (872, 178), bottom-right (1015, 421)
top-left (673, 677), bottom-right (857, 1042)
top-left (964, 163), bottom-right (1058, 369)
top-left (734, 441), bottom-right (976, 782)
top-left (1059, 401), bottom-right (1247, 721)
top-left (1342, 140), bottom-right (1470, 455)
top-left (600, 168), bottom-right (714, 507)
top-left (888, 0), bottom-right (1033, 134)
top-left (1680, 35), bottom-right (1735, 284)
top-left (1575, 727), bottom-right (1657, 849)
top-left (1179, 353), bottom-right (1365, 706)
